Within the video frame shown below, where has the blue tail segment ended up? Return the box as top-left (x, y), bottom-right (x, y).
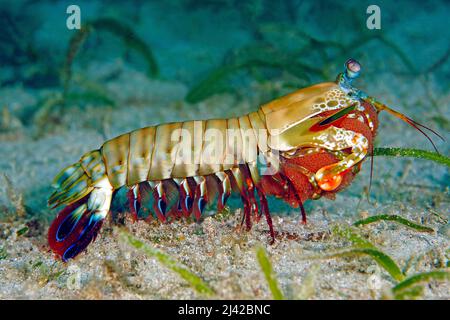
top-left (48, 195), bottom-right (105, 261)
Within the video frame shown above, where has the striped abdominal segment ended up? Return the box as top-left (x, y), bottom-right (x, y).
top-left (101, 111), bottom-right (270, 187)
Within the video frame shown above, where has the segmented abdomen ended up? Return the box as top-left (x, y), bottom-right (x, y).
top-left (100, 110), bottom-right (269, 189)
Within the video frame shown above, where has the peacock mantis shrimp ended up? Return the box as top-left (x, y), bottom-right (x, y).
top-left (47, 59), bottom-right (442, 261)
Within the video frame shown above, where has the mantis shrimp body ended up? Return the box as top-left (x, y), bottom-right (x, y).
top-left (48, 59), bottom-right (442, 261)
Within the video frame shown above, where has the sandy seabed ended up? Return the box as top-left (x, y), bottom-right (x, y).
top-left (0, 61), bottom-right (448, 299)
top-left (0, 206), bottom-right (449, 300)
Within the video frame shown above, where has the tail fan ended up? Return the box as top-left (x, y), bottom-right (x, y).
top-left (48, 195), bottom-right (106, 261)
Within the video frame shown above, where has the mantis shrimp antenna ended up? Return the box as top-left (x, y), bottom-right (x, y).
top-left (369, 99), bottom-right (444, 153)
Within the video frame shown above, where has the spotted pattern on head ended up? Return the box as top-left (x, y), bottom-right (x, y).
top-left (312, 89), bottom-right (362, 113)
top-left (312, 126), bottom-right (368, 154)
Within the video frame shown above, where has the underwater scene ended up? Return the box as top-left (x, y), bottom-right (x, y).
top-left (0, 0), bottom-right (449, 300)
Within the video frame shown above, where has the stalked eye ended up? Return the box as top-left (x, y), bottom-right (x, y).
top-left (346, 59), bottom-right (361, 73)
top-left (345, 59), bottom-right (361, 79)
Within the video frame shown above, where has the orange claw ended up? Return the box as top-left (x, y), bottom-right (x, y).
top-left (317, 174), bottom-right (342, 191)
top-left (315, 166), bottom-right (343, 191)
